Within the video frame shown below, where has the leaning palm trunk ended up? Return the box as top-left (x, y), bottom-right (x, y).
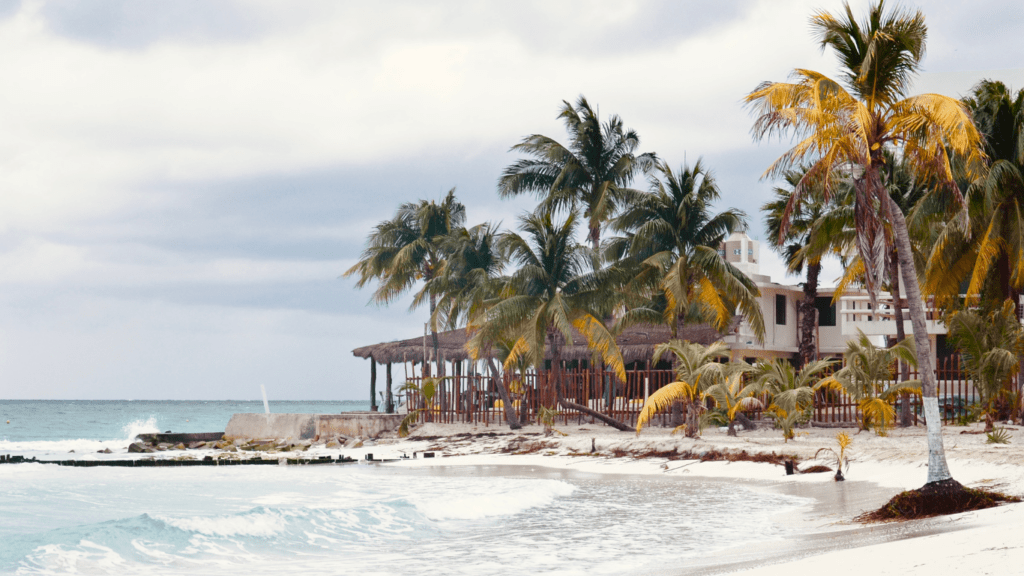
top-left (888, 196), bottom-right (953, 484)
top-left (549, 331), bottom-right (631, 432)
top-left (486, 357), bottom-right (521, 430)
top-left (888, 248), bottom-right (913, 427)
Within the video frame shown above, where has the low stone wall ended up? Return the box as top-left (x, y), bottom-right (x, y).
top-left (225, 414), bottom-right (316, 440)
top-left (224, 413), bottom-right (402, 441)
top-left (316, 413), bottom-right (404, 439)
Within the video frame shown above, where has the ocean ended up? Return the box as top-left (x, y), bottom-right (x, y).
top-left (0, 401), bottom-right (812, 575)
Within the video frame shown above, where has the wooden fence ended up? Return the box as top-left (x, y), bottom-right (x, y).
top-left (399, 355), bottom-right (997, 429)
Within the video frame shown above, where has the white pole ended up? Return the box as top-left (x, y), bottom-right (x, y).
top-left (261, 385), bottom-right (270, 414)
top-left (644, 377), bottom-right (650, 402)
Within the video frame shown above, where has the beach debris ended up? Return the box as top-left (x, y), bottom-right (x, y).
top-left (858, 479), bottom-right (1021, 522)
top-left (800, 465), bottom-right (833, 474)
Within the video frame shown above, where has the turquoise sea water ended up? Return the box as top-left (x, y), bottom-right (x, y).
top-left (0, 400), bottom-right (370, 443)
top-left (0, 400), bottom-right (811, 575)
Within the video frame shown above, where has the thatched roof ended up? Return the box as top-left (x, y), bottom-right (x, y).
top-left (351, 322), bottom-right (730, 365)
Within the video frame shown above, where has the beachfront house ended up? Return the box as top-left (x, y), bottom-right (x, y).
top-left (719, 231), bottom-right (950, 368)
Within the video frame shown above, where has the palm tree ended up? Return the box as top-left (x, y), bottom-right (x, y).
top-left (609, 160), bottom-right (765, 341)
top-left (946, 301), bottom-right (1024, 431)
top-left (819, 331), bottom-right (921, 435)
top-left (751, 358), bottom-right (835, 441)
top-left (763, 168), bottom-right (843, 366)
top-left (925, 81), bottom-right (1024, 320)
top-left (745, 0), bottom-right (985, 486)
top-left (635, 340), bottom-right (736, 437)
top-left (498, 96), bottom-right (656, 253)
top-left (420, 222), bottom-right (523, 430)
top-left (705, 372), bottom-right (762, 437)
top-left (344, 189), bottom-right (465, 378)
top-left (468, 211), bottom-right (631, 431)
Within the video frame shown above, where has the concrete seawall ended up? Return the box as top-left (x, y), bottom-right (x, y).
top-left (225, 412), bottom-right (403, 441)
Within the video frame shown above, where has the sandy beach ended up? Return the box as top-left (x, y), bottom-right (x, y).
top-left (333, 420), bottom-right (1024, 575)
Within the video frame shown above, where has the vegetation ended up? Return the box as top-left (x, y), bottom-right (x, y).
top-left (636, 340), bottom-right (736, 438)
top-left (498, 95), bottom-right (655, 253)
top-left (610, 160), bottom-right (764, 340)
top-left (745, 0), bottom-right (984, 487)
top-left (751, 358), bottom-right (835, 441)
top-left (946, 301), bottom-right (1024, 430)
top-left (814, 432), bottom-right (852, 481)
top-left (346, 4), bottom-right (1024, 505)
top-left (762, 168), bottom-right (844, 367)
top-left (818, 331), bottom-right (921, 435)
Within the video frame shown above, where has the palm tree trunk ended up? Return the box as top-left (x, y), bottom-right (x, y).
top-left (888, 248), bottom-right (913, 427)
top-left (798, 261), bottom-right (821, 367)
top-left (888, 196), bottom-right (955, 485)
top-left (486, 357), bottom-right (522, 430)
top-left (550, 328), bottom-right (631, 431)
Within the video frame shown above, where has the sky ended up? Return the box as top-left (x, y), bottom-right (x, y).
top-left (1, 0), bottom-right (1021, 400)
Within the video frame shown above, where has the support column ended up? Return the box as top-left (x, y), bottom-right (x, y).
top-left (385, 362), bottom-right (394, 414)
top-left (370, 356), bottom-right (378, 412)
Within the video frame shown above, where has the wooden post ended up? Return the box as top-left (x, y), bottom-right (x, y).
top-left (385, 362), bottom-right (394, 413)
top-left (370, 356), bottom-right (378, 412)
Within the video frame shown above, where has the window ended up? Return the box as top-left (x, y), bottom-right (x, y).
top-left (748, 248), bottom-right (753, 255)
top-left (775, 294), bottom-right (786, 325)
top-left (814, 297), bottom-right (837, 327)
top-left (718, 248), bottom-right (725, 257)
top-left (733, 249), bottom-right (741, 255)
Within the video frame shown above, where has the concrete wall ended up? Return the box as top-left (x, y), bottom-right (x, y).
top-left (225, 413), bottom-right (316, 440)
top-left (317, 413), bottom-right (404, 439)
top-left (224, 412), bottom-right (403, 440)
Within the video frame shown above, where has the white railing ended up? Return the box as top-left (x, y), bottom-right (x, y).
top-left (839, 294), bottom-right (946, 336)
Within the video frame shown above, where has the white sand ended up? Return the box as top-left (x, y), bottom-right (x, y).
top-left (328, 420), bottom-right (1024, 576)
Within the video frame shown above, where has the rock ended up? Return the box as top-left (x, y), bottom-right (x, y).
top-left (325, 440), bottom-right (340, 448)
top-left (68, 450), bottom-right (75, 453)
top-left (97, 448), bottom-right (112, 454)
top-left (128, 443), bottom-right (147, 453)
top-left (174, 443), bottom-right (186, 450)
top-left (143, 448), bottom-right (156, 453)
top-left (188, 441), bottom-right (206, 449)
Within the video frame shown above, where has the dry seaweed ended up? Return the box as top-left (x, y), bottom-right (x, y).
top-left (857, 479), bottom-right (1021, 522)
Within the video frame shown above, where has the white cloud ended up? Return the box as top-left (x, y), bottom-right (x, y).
top-left (0, 0), bottom-right (1018, 398)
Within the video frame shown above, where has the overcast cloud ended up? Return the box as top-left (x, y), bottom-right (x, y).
top-left (1, 0), bottom-right (1021, 400)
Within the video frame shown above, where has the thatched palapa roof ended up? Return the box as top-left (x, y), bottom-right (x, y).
top-left (351, 322), bottom-right (729, 365)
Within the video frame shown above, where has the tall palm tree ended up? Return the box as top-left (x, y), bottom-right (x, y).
top-left (926, 81), bottom-right (1024, 307)
top-left (763, 168), bottom-right (843, 366)
top-left (609, 160), bottom-right (765, 341)
top-left (745, 0), bottom-right (984, 486)
top-left (419, 222), bottom-right (523, 430)
top-left (498, 96), bottom-right (656, 253)
top-left (468, 211), bottom-right (631, 431)
top-left (345, 189), bottom-right (466, 376)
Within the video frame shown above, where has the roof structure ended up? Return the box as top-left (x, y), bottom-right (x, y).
top-left (351, 322), bottom-right (729, 365)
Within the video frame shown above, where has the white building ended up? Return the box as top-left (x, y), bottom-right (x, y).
top-left (720, 231), bottom-right (949, 365)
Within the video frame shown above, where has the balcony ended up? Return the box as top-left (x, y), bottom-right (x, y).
top-left (839, 294), bottom-right (946, 337)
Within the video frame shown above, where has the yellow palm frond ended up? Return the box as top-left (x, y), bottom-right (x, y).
top-left (859, 397), bottom-right (896, 436)
top-left (572, 314), bottom-right (626, 382)
top-left (636, 381), bottom-right (699, 435)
